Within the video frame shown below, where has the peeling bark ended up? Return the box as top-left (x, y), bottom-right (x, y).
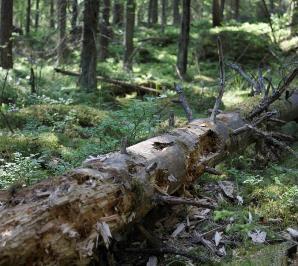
top-left (0, 92), bottom-right (298, 265)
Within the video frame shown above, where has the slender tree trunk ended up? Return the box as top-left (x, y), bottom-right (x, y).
top-left (71, 0), bottom-right (78, 33)
top-left (99, 0), bottom-right (111, 61)
top-left (292, 0), bottom-right (298, 36)
top-left (57, 0), bottom-right (67, 65)
top-left (123, 0), bottom-right (135, 71)
top-left (269, 0), bottom-right (274, 13)
top-left (35, 0), bottom-right (40, 31)
top-left (151, 0), bottom-right (158, 24)
top-left (234, 0), bottom-right (240, 20)
top-left (0, 0), bottom-right (13, 69)
top-left (113, 0), bottom-right (123, 27)
top-left (26, 0), bottom-right (31, 34)
top-left (50, 0), bottom-right (55, 28)
top-left (212, 0), bottom-right (222, 26)
top-left (161, 0), bottom-right (167, 32)
top-left (177, 0), bottom-right (190, 77)
top-left (148, 0), bottom-right (158, 25)
top-left (80, 0), bottom-right (99, 91)
top-left (220, 0), bottom-right (225, 18)
top-left (173, 0), bottom-right (180, 25)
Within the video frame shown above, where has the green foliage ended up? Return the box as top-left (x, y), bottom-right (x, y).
top-left (0, 152), bottom-right (46, 189)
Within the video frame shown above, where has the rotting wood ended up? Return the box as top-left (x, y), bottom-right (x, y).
top-left (0, 91), bottom-right (298, 265)
top-left (54, 68), bottom-right (160, 94)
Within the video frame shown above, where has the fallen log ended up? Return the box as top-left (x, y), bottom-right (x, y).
top-left (54, 68), bottom-right (160, 95)
top-left (0, 91), bottom-right (298, 265)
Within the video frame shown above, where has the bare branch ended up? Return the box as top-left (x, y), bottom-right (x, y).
top-left (247, 68), bottom-right (298, 120)
top-left (174, 83), bottom-right (193, 122)
top-left (211, 37), bottom-right (225, 123)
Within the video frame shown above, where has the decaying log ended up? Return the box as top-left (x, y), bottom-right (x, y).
top-left (0, 91), bottom-right (298, 265)
top-left (54, 68), bottom-right (160, 94)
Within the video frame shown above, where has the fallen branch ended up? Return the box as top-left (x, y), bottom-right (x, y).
top-left (54, 68), bottom-right (160, 94)
top-left (155, 195), bottom-right (216, 209)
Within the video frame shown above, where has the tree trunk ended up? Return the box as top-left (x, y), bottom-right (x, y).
top-left (35, 0), bottom-right (40, 31)
top-left (161, 0), bottom-right (167, 32)
top-left (173, 0), bottom-right (180, 25)
top-left (79, 0), bottom-right (99, 91)
top-left (148, 0), bottom-right (158, 25)
top-left (234, 0), bottom-right (240, 20)
top-left (50, 0), bottom-right (55, 29)
top-left (99, 0), bottom-right (111, 61)
top-left (26, 0), bottom-right (31, 34)
top-left (177, 0), bottom-right (191, 77)
top-left (113, 0), bottom-right (123, 27)
top-left (0, 91), bottom-right (297, 265)
top-left (292, 0), bottom-right (298, 36)
top-left (0, 0), bottom-right (13, 69)
top-left (71, 0), bottom-right (78, 34)
top-left (123, 0), bottom-right (135, 71)
top-left (57, 0), bottom-right (67, 65)
top-left (212, 0), bottom-right (221, 26)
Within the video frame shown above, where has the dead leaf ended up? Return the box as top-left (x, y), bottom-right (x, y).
top-left (236, 195), bottom-right (243, 205)
top-left (171, 223), bottom-right (185, 238)
top-left (248, 230), bottom-right (266, 243)
top-left (96, 221), bottom-right (112, 249)
top-left (146, 256), bottom-right (158, 266)
top-left (214, 231), bottom-right (222, 246)
top-left (287, 228), bottom-right (298, 240)
top-left (218, 181), bottom-right (235, 199)
top-left (218, 245), bottom-right (227, 256)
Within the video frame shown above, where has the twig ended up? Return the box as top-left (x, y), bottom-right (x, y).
top-left (154, 195), bottom-right (216, 209)
top-left (168, 110), bottom-right (175, 127)
top-left (249, 125), bottom-right (296, 156)
top-left (191, 231), bottom-right (225, 257)
top-left (174, 83), bottom-right (193, 122)
top-left (247, 68), bottom-right (298, 120)
top-left (226, 62), bottom-right (260, 94)
top-left (261, 0), bottom-right (277, 44)
top-left (211, 37), bottom-right (225, 123)
top-left (120, 137), bottom-right (128, 154)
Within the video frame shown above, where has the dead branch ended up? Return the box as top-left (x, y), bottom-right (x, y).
top-left (174, 83), bottom-right (193, 122)
top-left (54, 68), bottom-right (160, 94)
top-left (226, 62), bottom-right (260, 94)
top-left (155, 195), bottom-right (216, 209)
top-left (211, 37), bottom-right (225, 123)
top-left (191, 231), bottom-right (225, 257)
top-left (247, 67), bottom-right (298, 120)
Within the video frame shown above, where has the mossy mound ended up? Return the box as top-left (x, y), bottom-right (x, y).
top-left (198, 24), bottom-right (280, 64)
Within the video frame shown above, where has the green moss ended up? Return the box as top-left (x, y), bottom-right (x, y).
top-left (1, 104), bottom-right (107, 129)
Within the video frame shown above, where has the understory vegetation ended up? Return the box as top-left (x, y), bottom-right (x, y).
top-left (0, 0), bottom-right (297, 264)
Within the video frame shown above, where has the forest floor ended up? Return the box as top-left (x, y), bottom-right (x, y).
top-left (0, 19), bottom-right (297, 264)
